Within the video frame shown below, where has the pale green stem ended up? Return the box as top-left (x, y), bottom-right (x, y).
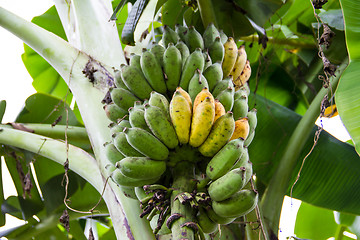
top-left (334, 225), bottom-right (346, 240)
top-left (260, 59), bottom-right (349, 235)
top-left (239, 35), bottom-right (316, 49)
top-left (0, 7), bottom-right (154, 239)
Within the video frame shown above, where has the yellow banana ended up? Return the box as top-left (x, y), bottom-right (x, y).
top-left (193, 87), bottom-right (214, 113)
top-left (214, 99), bottom-right (226, 122)
top-left (230, 45), bottom-right (247, 82)
top-left (234, 60), bottom-right (251, 88)
top-left (189, 97), bottom-right (215, 147)
top-left (169, 90), bottom-right (192, 144)
top-left (198, 112), bottom-right (235, 157)
top-left (222, 37), bottom-right (238, 78)
top-left (176, 87), bottom-right (192, 109)
top-left (229, 117), bottom-right (250, 141)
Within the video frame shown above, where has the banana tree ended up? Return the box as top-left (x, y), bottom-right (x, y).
top-left (0, 0), bottom-right (359, 239)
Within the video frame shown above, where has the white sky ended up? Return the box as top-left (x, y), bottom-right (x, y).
top-left (0, 1), bottom-right (353, 239)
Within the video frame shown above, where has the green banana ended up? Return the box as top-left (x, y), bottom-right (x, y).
top-left (203, 51), bottom-right (212, 70)
top-left (150, 44), bottom-right (165, 67)
top-left (104, 142), bottom-right (125, 165)
top-left (109, 119), bottom-right (131, 137)
top-left (103, 103), bottom-right (128, 122)
top-left (203, 62), bottom-right (223, 92)
top-left (175, 41), bottom-right (190, 67)
top-left (135, 186), bottom-right (154, 203)
top-left (233, 147), bottom-right (253, 185)
top-left (219, 29), bottom-right (228, 44)
top-left (206, 138), bottom-right (245, 180)
top-left (179, 48), bottom-right (205, 91)
top-left (196, 207), bottom-right (218, 234)
top-left (188, 70), bottom-right (209, 102)
top-left (114, 69), bottom-right (130, 90)
top-left (203, 23), bottom-right (220, 49)
top-left (124, 127), bottom-right (169, 161)
top-left (215, 87), bottom-right (235, 112)
top-left (234, 88), bottom-right (248, 100)
top-left (116, 156), bottom-right (166, 180)
top-left (110, 87), bottom-right (140, 111)
top-left (247, 108), bottom-right (257, 131)
top-left (121, 186), bottom-right (138, 199)
top-left (111, 168), bottom-right (159, 187)
top-left (198, 112), bottom-right (235, 157)
top-left (162, 25), bottom-right (180, 47)
top-left (175, 24), bottom-right (188, 42)
top-left (205, 206), bottom-right (236, 225)
top-left (163, 43), bottom-right (182, 92)
top-left (113, 131), bottom-right (145, 157)
top-left (212, 78), bottom-right (234, 97)
top-left (232, 96), bottom-right (248, 120)
top-left (129, 54), bottom-right (143, 72)
top-left (208, 168), bottom-right (246, 202)
top-left (208, 37), bottom-right (224, 64)
top-left (120, 64), bottom-right (153, 100)
top-left (148, 91), bottom-right (170, 119)
top-left (184, 26), bottom-right (204, 52)
top-left (133, 100), bottom-right (145, 110)
top-left (244, 129), bottom-right (255, 147)
top-left (140, 49), bottom-right (167, 94)
top-left (212, 189), bottom-right (258, 218)
top-left (144, 104), bottom-right (179, 149)
top-left (129, 107), bottom-right (151, 132)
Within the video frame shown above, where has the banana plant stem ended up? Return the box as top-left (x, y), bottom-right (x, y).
top-left (170, 161), bottom-right (197, 240)
top-left (334, 224), bottom-right (346, 240)
top-left (260, 59), bottom-right (348, 235)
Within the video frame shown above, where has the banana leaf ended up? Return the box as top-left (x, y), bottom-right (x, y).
top-left (250, 94), bottom-right (360, 214)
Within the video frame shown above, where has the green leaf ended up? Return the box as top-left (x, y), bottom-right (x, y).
top-left (318, 9), bottom-right (344, 31)
top-left (15, 93), bottom-right (81, 126)
top-left (250, 94), bottom-right (360, 214)
top-left (161, 0), bottom-right (188, 28)
top-left (1, 196), bottom-right (23, 220)
top-left (0, 100), bottom-right (6, 123)
top-left (294, 202), bottom-right (337, 239)
top-left (21, 6), bottom-right (71, 102)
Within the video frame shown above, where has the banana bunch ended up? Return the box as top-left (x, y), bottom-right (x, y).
top-left (102, 23), bottom-right (258, 239)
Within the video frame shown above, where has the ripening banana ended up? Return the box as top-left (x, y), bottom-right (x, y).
top-left (179, 48), bottom-right (205, 91)
top-left (203, 23), bottom-right (221, 49)
top-left (123, 127), bottom-right (169, 161)
top-left (230, 117), bottom-right (250, 141)
top-left (162, 25), bottom-right (180, 47)
top-left (196, 207), bottom-right (218, 234)
top-left (208, 167), bottom-right (246, 202)
top-left (175, 24), bottom-right (188, 42)
top-left (144, 104), bottom-right (179, 149)
top-left (189, 97), bottom-right (215, 147)
top-left (222, 37), bottom-right (238, 78)
top-left (212, 189), bottom-right (258, 218)
top-left (230, 45), bottom-right (247, 81)
top-left (188, 69), bottom-right (209, 102)
top-left (111, 168), bottom-right (159, 187)
top-left (116, 156), bottom-right (167, 180)
top-left (110, 87), bottom-right (140, 111)
top-left (163, 43), bottom-right (182, 92)
top-left (206, 138), bottom-right (245, 180)
top-left (169, 90), bottom-right (192, 144)
top-left (198, 112), bottom-right (235, 157)
top-left (104, 142), bottom-right (125, 165)
top-left (232, 96), bottom-right (248, 120)
top-left (176, 87), bottom-right (192, 109)
top-left (184, 26), bottom-right (204, 52)
top-left (140, 49), bottom-right (167, 94)
top-left (193, 87), bottom-right (214, 112)
top-left (175, 41), bottom-right (190, 67)
top-left (120, 64), bottom-right (153, 100)
top-left (234, 60), bottom-right (251, 88)
top-left (203, 62), bottom-right (223, 92)
top-left (112, 131), bottom-right (145, 157)
top-left (208, 37), bottom-right (224, 64)
top-left (212, 78), bottom-right (234, 97)
top-left (150, 44), bottom-right (165, 67)
top-left (128, 107), bottom-right (151, 132)
top-left (214, 99), bottom-right (226, 122)
top-left (103, 103), bottom-right (127, 122)
top-left (215, 87), bottom-right (235, 112)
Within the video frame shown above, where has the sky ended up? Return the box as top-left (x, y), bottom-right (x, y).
top-left (0, 1), bottom-right (353, 239)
